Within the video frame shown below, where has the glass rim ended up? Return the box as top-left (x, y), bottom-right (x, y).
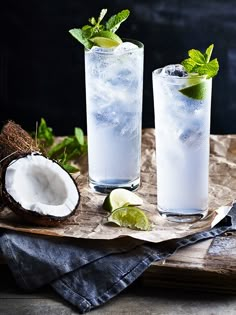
top-left (152, 67), bottom-right (208, 80)
top-left (85, 38), bottom-right (144, 55)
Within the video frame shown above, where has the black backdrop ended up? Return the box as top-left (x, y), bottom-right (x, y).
top-left (1, 0), bottom-right (236, 135)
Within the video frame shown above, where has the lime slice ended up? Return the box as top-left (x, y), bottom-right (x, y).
top-left (179, 81), bottom-right (207, 100)
top-left (108, 206), bottom-right (150, 231)
top-left (90, 31), bottom-right (122, 48)
top-left (103, 188), bottom-right (143, 212)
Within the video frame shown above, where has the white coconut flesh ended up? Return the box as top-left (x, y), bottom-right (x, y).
top-left (4, 154), bottom-right (79, 217)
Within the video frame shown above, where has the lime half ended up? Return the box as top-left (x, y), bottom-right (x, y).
top-left (103, 188), bottom-right (143, 212)
top-left (90, 31), bottom-right (122, 48)
top-left (179, 81), bottom-right (208, 100)
top-left (108, 206), bottom-right (150, 231)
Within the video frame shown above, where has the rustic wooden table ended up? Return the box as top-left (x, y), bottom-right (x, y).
top-left (1, 235), bottom-right (236, 314)
top-left (1, 265), bottom-right (236, 315)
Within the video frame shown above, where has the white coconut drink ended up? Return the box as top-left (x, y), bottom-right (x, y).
top-left (0, 121), bottom-right (80, 226)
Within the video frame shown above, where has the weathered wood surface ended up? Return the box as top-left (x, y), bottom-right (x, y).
top-left (1, 234), bottom-right (236, 313)
top-left (141, 233), bottom-right (236, 294)
top-left (0, 265), bottom-right (236, 315)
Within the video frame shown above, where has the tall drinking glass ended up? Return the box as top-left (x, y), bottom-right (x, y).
top-left (85, 40), bottom-right (144, 193)
top-left (152, 65), bottom-right (212, 222)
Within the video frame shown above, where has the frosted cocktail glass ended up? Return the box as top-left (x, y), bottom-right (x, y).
top-left (85, 40), bottom-right (144, 193)
top-left (152, 66), bottom-right (212, 222)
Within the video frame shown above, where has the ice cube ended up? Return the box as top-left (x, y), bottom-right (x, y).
top-left (118, 112), bottom-right (138, 138)
top-left (107, 68), bottom-right (138, 91)
top-left (114, 42), bottom-right (138, 54)
top-left (178, 122), bottom-right (203, 147)
top-left (94, 110), bottom-right (119, 127)
top-left (184, 98), bottom-right (202, 113)
top-left (161, 64), bottom-right (188, 77)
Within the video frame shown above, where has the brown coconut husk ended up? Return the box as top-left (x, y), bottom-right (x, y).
top-left (0, 121), bottom-right (40, 168)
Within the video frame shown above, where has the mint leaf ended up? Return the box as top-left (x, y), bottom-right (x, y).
top-left (197, 58), bottom-right (219, 79)
top-left (89, 9), bottom-right (107, 33)
top-left (106, 9), bottom-right (130, 33)
top-left (33, 118), bottom-right (87, 173)
top-left (69, 8), bottom-right (130, 48)
top-left (82, 25), bottom-right (92, 31)
top-left (181, 44), bottom-right (219, 79)
top-left (98, 9), bottom-right (107, 23)
top-left (48, 137), bottom-right (74, 158)
top-left (75, 127), bottom-right (85, 146)
top-left (188, 49), bottom-right (206, 65)
top-left (88, 17), bottom-right (96, 25)
top-left (60, 163), bottom-right (79, 173)
top-left (37, 118), bottom-right (54, 147)
top-left (181, 58), bottom-right (196, 72)
top-left (69, 29), bottom-right (93, 49)
top-left (204, 44), bottom-right (214, 63)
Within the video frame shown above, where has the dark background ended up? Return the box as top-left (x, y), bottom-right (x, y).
top-left (1, 0), bottom-right (236, 135)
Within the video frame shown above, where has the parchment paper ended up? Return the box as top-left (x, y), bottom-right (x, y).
top-left (0, 129), bottom-right (235, 243)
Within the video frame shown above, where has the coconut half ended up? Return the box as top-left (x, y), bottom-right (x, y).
top-left (2, 153), bottom-right (80, 226)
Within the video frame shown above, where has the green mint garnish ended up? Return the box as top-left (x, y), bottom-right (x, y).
top-left (69, 29), bottom-right (93, 50)
top-left (69, 8), bottom-right (130, 49)
top-left (35, 119), bottom-right (87, 173)
top-left (181, 44), bottom-right (219, 79)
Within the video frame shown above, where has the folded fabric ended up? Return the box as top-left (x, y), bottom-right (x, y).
top-left (0, 205), bottom-right (235, 314)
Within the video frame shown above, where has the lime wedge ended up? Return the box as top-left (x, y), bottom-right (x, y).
top-left (90, 31), bottom-right (122, 48)
top-left (179, 81), bottom-right (207, 100)
top-left (103, 188), bottom-right (143, 212)
top-left (108, 206), bottom-right (150, 231)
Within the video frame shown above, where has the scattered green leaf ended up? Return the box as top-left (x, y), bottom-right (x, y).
top-left (35, 118), bottom-right (87, 173)
top-left (48, 137), bottom-right (74, 158)
top-left (37, 118), bottom-right (54, 147)
top-left (61, 163), bottom-right (79, 173)
top-left (75, 127), bottom-right (85, 146)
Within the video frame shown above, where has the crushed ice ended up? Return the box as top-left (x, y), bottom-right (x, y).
top-left (114, 42), bottom-right (138, 54)
top-left (161, 64), bottom-right (188, 77)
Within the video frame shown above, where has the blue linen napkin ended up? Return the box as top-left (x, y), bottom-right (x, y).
top-left (0, 205), bottom-right (235, 314)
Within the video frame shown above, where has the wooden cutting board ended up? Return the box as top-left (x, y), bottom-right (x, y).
top-left (140, 232), bottom-right (236, 294)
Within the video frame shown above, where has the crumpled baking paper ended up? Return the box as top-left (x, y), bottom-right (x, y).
top-left (0, 129), bottom-right (235, 243)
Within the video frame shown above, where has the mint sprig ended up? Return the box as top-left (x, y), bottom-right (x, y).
top-left (69, 8), bottom-right (130, 49)
top-left (37, 118), bottom-right (54, 147)
top-left (181, 44), bottom-right (219, 79)
top-left (35, 119), bottom-right (87, 173)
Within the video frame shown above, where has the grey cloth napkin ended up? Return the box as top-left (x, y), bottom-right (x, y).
top-left (0, 205), bottom-right (235, 314)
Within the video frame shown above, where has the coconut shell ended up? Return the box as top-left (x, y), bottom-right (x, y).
top-left (1, 153), bottom-right (80, 227)
top-left (0, 120), bottom-right (41, 170)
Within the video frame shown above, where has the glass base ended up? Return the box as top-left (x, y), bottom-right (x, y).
top-left (89, 177), bottom-right (140, 194)
top-left (158, 206), bottom-right (208, 223)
